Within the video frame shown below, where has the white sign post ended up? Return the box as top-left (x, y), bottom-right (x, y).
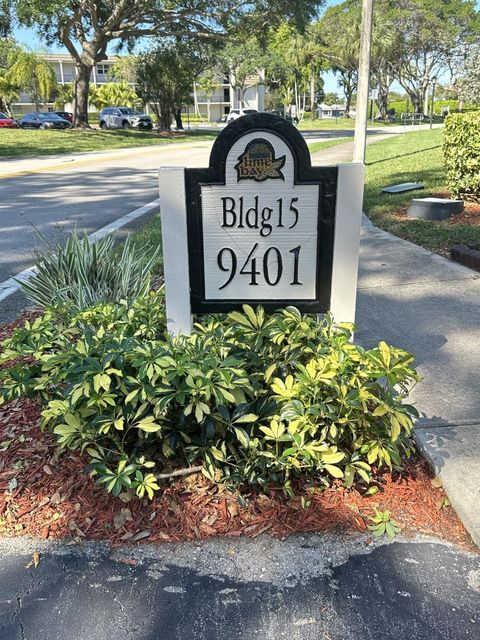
top-left (159, 114), bottom-right (364, 336)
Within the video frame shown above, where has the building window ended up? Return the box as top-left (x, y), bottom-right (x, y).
top-left (223, 88), bottom-right (229, 102)
top-left (96, 64), bottom-right (111, 76)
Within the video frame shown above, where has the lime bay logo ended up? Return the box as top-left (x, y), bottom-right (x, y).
top-left (235, 138), bottom-right (286, 182)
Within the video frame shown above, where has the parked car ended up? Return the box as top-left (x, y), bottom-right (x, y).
top-left (226, 108), bottom-right (259, 123)
top-left (0, 112), bottom-right (18, 128)
top-left (99, 107), bottom-right (153, 130)
top-left (54, 111), bottom-right (73, 123)
top-left (19, 112), bottom-right (71, 129)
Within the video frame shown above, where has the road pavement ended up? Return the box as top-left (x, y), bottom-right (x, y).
top-left (0, 142), bottom-right (213, 283)
top-left (0, 535), bottom-right (479, 640)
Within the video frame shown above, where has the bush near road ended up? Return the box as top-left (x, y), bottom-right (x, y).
top-left (443, 112), bottom-right (480, 201)
top-left (0, 128), bottom-right (217, 159)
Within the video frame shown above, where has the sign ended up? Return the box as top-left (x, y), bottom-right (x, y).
top-left (159, 113), bottom-right (364, 335)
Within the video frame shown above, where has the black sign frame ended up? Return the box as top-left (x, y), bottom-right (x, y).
top-left (185, 113), bottom-right (338, 314)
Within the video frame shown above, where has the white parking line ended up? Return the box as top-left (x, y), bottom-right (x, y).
top-left (0, 198), bottom-right (160, 303)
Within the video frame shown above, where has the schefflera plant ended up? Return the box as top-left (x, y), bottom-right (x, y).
top-left (0, 297), bottom-right (420, 500)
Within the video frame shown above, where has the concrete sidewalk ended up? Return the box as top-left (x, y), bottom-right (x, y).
top-left (356, 216), bottom-right (480, 546)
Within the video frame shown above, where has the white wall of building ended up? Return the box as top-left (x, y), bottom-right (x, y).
top-left (12, 55), bottom-right (265, 122)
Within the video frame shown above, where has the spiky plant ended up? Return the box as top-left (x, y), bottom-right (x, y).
top-left (19, 232), bottom-right (159, 312)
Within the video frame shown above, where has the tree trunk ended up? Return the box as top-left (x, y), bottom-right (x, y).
top-left (294, 77), bottom-right (299, 118)
top-left (174, 108), bottom-right (184, 130)
top-left (32, 74), bottom-right (40, 113)
top-left (159, 109), bottom-right (172, 132)
top-left (345, 90), bottom-right (352, 118)
top-left (193, 82), bottom-right (200, 116)
top-left (376, 87), bottom-right (389, 120)
top-left (74, 62), bottom-right (93, 128)
top-left (207, 98), bottom-right (211, 122)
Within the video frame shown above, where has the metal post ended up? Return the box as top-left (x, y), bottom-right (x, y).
top-left (353, 0), bottom-right (374, 164)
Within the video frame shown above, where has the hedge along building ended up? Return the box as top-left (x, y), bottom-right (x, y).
top-left (11, 53), bottom-right (265, 122)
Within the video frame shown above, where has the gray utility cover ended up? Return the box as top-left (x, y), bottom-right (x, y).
top-left (408, 197), bottom-right (464, 221)
top-left (381, 182), bottom-right (424, 194)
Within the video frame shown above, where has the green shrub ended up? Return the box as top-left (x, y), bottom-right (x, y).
top-left (444, 112), bottom-right (480, 200)
top-left (0, 295), bottom-right (419, 499)
top-left (20, 233), bottom-right (159, 312)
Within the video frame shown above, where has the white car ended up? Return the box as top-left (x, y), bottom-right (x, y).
top-left (226, 108), bottom-right (259, 123)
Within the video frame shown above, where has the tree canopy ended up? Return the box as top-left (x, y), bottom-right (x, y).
top-left (12, 0), bottom-right (323, 126)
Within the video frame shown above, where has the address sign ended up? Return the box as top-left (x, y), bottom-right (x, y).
top-left (159, 113), bottom-right (364, 335)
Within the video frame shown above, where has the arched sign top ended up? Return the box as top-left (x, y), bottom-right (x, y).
top-left (207, 113), bottom-right (314, 181)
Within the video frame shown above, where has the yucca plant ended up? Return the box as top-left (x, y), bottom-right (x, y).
top-left (19, 232), bottom-right (159, 312)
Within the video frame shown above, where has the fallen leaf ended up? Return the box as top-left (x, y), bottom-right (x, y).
top-left (113, 508), bottom-right (133, 530)
top-left (227, 502), bottom-right (239, 518)
top-left (132, 530), bottom-right (151, 542)
top-left (43, 465), bottom-right (52, 475)
top-left (202, 513), bottom-right (218, 526)
top-left (25, 551), bottom-right (40, 569)
top-left (50, 490), bottom-right (62, 505)
top-left (430, 477), bottom-right (443, 489)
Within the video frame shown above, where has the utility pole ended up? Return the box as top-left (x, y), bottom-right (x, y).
top-left (353, 0), bottom-right (373, 164)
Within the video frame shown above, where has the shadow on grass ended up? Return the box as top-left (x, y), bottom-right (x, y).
top-left (366, 144), bottom-right (442, 167)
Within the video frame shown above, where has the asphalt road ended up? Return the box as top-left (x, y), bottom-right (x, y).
top-left (0, 535), bottom-right (479, 640)
top-left (0, 141), bottom-right (214, 323)
top-left (0, 142), bottom-right (213, 283)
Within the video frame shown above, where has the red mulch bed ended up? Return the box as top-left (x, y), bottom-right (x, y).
top-left (0, 396), bottom-right (474, 550)
top-left (392, 190), bottom-right (480, 228)
top-left (0, 311), bottom-right (475, 551)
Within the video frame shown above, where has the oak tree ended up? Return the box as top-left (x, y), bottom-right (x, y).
top-left (13, 0), bottom-right (322, 127)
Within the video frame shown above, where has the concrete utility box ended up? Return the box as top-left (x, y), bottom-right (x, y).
top-left (407, 197), bottom-right (464, 221)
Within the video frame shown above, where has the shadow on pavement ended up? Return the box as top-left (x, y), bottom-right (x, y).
top-left (0, 540), bottom-right (478, 640)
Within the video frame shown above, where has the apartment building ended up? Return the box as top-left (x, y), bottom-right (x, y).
top-left (12, 53), bottom-right (118, 114)
top-left (12, 53), bottom-right (265, 122)
top-left (195, 71), bottom-right (265, 121)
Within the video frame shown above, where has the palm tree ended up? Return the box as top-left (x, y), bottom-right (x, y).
top-left (197, 71), bottom-right (220, 122)
top-left (53, 81), bottom-right (74, 110)
top-left (8, 51), bottom-right (57, 112)
top-left (89, 82), bottom-right (140, 110)
top-left (0, 72), bottom-right (19, 116)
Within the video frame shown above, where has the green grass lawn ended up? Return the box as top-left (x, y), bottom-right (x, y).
top-left (308, 138), bottom-right (350, 154)
top-left (364, 128), bottom-right (480, 253)
top-left (0, 128), bottom-right (217, 159)
top-left (298, 118), bottom-right (394, 131)
top-left (130, 213), bottom-right (163, 278)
